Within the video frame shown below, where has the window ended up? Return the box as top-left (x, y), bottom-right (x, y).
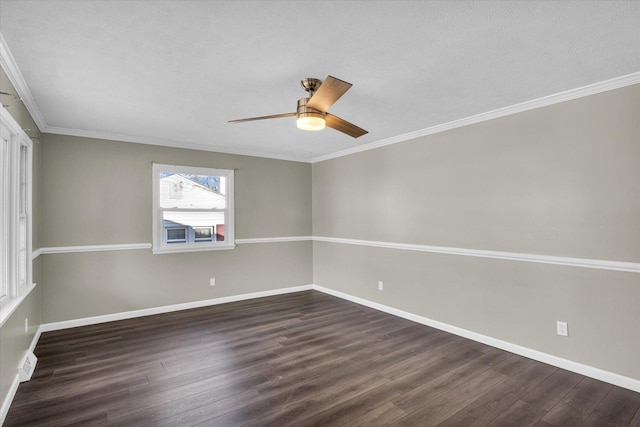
top-left (194, 227), bottom-right (213, 242)
top-left (152, 164), bottom-right (234, 254)
top-left (0, 108), bottom-right (32, 320)
top-left (165, 227), bottom-right (187, 243)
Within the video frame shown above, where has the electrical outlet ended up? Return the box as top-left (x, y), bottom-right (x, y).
top-left (210, 277), bottom-right (216, 287)
top-left (378, 281), bottom-right (384, 291)
top-left (24, 318), bottom-right (28, 334)
top-left (556, 321), bottom-right (568, 337)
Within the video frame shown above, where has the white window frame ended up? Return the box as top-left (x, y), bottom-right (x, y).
top-left (152, 163), bottom-right (235, 254)
top-left (0, 107), bottom-right (33, 327)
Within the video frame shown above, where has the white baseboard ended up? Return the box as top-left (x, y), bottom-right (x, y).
top-left (0, 325), bottom-right (42, 426)
top-left (10, 280), bottom-right (637, 427)
top-left (39, 285), bottom-right (313, 332)
top-left (311, 285), bottom-right (640, 393)
top-left (0, 373), bottom-right (19, 426)
top-left (5, 286), bottom-right (316, 423)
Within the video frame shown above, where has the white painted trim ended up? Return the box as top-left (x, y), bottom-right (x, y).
top-left (0, 33), bottom-right (308, 163)
top-left (312, 236), bottom-right (640, 274)
top-left (235, 236), bottom-right (313, 244)
top-left (152, 163), bottom-right (235, 254)
top-left (31, 248), bottom-right (41, 260)
top-left (33, 238), bottom-right (314, 254)
top-left (2, 30), bottom-right (637, 164)
top-left (13, 282), bottom-right (639, 410)
top-left (0, 108), bottom-right (31, 142)
top-left (29, 324), bottom-right (42, 354)
top-left (0, 311), bottom-right (42, 426)
top-left (0, 285), bottom-right (319, 425)
top-left (0, 282), bottom-right (36, 329)
top-left (0, 34), bottom-right (47, 132)
top-left (310, 72), bottom-right (640, 163)
top-left (311, 285), bottom-right (640, 393)
top-left (44, 126), bottom-right (311, 163)
top-left (151, 245), bottom-right (236, 255)
top-left (42, 73), bottom-right (640, 164)
top-left (39, 243), bottom-right (152, 255)
top-left (33, 237), bottom-right (639, 273)
top-left (0, 373), bottom-right (19, 426)
top-left (39, 285), bottom-right (313, 332)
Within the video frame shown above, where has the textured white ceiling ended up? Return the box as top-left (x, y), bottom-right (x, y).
top-left (1, 0), bottom-right (639, 161)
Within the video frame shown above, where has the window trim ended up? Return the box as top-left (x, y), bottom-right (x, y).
top-left (0, 107), bottom-right (33, 326)
top-left (152, 163), bottom-right (235, 254)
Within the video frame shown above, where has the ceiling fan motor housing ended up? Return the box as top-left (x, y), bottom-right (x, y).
top-left (297, 97), bottom-right (325, 130)
top-left (297, 97), bottom-right (324, 117)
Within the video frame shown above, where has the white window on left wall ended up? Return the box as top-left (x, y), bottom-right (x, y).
top-left (0, 107), bottom-right (33, 323)
top-left (152, 163), bottom-right (235, 254)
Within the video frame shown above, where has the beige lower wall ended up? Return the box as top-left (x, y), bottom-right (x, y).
top-left (41, 241), bottom-right (312, 323)
top-left (313, 241), bottom-right (640, 380)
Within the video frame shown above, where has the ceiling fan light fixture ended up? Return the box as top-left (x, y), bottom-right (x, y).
top-left (297, 115), bottom-right (325, 131)
top-left (229, 76), bottom-right (367, 138)
top-left (296, 97), bottom-right (325, 131)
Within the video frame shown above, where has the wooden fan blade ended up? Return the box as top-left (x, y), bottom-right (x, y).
top-left (306, 76), bottom-right (352, 112)
top-left (325, 113), bottom-right (368, 138)
top-left (229, 112), bottom-right (296, 123)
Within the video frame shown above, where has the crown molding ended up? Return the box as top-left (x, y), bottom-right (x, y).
top-left (43, 126), bottom-right (311, 163)
top-left (0, 33), bottom-right (47, 131)
top-left (310, 72), bottom-right (640, 163)
top-left (46, 72), bottom-right (640, 164)
top-left (2, 30), bottom-right (638, 164)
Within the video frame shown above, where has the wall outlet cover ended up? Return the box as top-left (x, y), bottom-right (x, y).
top-left (556, 321), bottom-right (568, 337)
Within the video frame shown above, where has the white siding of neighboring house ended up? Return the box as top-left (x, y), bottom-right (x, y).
top-left (159, 174), bottom-right (225, 209)
top-left (160, 174), bottom-right (226, 242)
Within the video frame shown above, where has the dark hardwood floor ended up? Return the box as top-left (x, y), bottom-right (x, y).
top-left (5, 290), bottom-right (640, 426)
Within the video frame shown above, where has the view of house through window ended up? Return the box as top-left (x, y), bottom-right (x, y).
top-left (152, 164), bottom-right (234, 253)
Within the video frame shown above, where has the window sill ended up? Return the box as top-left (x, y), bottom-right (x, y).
top-left (152, 245), bottom-right (236, 255)
top-left (0, 282), bottom-right (37, 329)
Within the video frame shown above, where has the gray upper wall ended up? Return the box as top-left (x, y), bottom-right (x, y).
top-left (313, 84), bottom-right (640, 263)
top-left (40, 134), bottom-right (312, 247)
top-left (37, 134), bottom-right (314, 322)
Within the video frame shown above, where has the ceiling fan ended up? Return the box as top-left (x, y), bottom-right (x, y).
top-left (229, 75), bottom-right (368, 138)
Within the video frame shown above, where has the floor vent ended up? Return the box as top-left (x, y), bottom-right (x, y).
top-left (18, 350), bottom-right (37, 382)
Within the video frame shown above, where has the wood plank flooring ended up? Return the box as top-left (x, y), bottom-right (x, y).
top-left (5, 290), bottom-right (640, 426)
